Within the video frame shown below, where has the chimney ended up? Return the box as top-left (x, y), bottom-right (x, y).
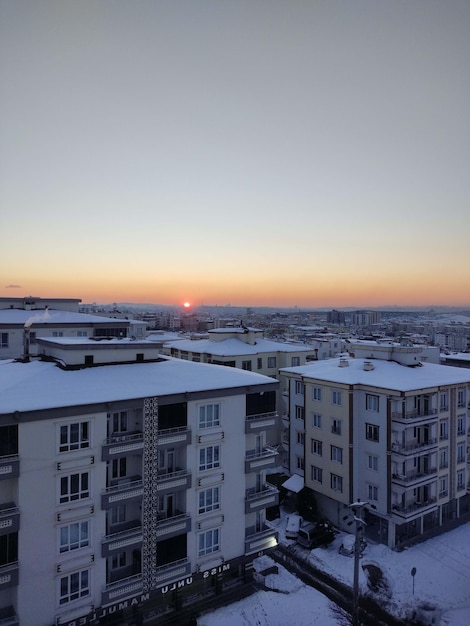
top-left (23, 327), bottom-right (30, 362)
top-left (339, 358), bottom-right (349, 367)
top-left (363, 361), bottom-right (374, 371)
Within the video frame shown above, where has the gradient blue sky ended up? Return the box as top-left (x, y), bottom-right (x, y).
top-left (1, 1), bottom-right (469, 307)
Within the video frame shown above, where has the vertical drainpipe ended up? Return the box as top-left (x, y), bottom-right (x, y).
top-left (349, 387), bottom-right (354, 504)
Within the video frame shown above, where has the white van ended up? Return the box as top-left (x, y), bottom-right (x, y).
top-left (285, 514), bottom-right (303, 539)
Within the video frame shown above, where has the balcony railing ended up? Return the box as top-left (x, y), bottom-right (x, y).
top-left (244, 525), bottom-right (278, 555)
top-left (0, 455), bottom-right (19, 480)
top-left (245, 446), bottom-right (278, 473)
top-left (101, 524), bottom-right (142, 557)
top-left (245, 412), bottom-right (278, 433)
top-left (392, 438), bottom-right (437, 455)
top-left (0, 562), bottom-right (19, 589)
top-left (101, 477), bottom-right (143, 509)
top-left (156, 469), bottom-right (192, 493)
top-left (392, 497), bottom-right (437, 516)
top-left (102, 572), bottom-right (143, 605)
top-left (391, 408), bottom-right (437, 421)
top-left (392, 467), bottom-right (437, 485)
top-left (245, 484), bottom-right (279, 514)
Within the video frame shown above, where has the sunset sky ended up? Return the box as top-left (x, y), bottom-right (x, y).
top-left (1, 1), bottom-right (469, 308)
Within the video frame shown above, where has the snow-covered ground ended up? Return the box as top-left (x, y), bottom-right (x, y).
top-left (198, 512), bottom-right (470, 625)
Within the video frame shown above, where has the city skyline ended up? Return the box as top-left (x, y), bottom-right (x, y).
top-left (1, 1), bottom-right (469, 308)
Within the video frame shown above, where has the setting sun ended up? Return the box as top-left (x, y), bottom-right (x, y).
top-left (183, 301), bottom-right (191, 308)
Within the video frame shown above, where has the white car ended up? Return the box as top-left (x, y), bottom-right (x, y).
top-left (285, 514), bottom-right (303, 539)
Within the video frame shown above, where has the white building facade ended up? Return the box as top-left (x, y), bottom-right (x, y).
top-left (281, 344), bottom-right (470, 549)
top-left (0, 340), bottom-right (279, 626)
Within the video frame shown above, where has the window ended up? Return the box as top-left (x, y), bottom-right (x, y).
top-left (457, 388), bottom-right (465, 408)
top-left (267, 356), bottom-right (277, 368)
top-left (59, 421), bottom-right (89, 453)
top-left (242, 360), bottom-right (252, 371)
top-left (312, 387), bottom-right (322, 401)
top-left (457, 415), bottom-right (466, 436)
top-left (297, 432), bottom-right (305, 445)
top-left (111, 552), bottom-right (127, 569)
top-left (53, 331), bottom-right (64, 337)
top-left (312, 413), bottom-right (322, 429)
top-left (59, 472), bottom-right (90, 504)
top-left (59, 569), bottom-right (90, 605)
top-left (59, 521), bottom-right (90, 553)
top-left (367, 484), bottom-right (378, 501)
top-left (109, 411), bottom-right (128, 433)
top-left (368, 455), bottom-right (379, 471)
top-left (0, 333), bottom-right (8, 348)
top-left (295, 380), bottom-right (305, 394)
top-left (439, 448), bottom-right (448, 469)
top-left (311, 439), bottom-right (322, 456)
top-left (199, 445), bottom-right (220, 472)
top-left (198, 486), bottom-right (220, 515)
top-left (457, 442), bottom-right (465, 464)
top-left (331, 445), bottom-right (343, 463)
top-left (198, 528), bottom-right (220, 557)
top-left (77, 331), bottom-right (88, 337)
top-left (199, 404), bottom-right (220, 429)
top-left (439, 476), bottom-right (448, 497)
top-left (110, 504), bottom-right (126, 525)
top-left (332, 390), bottom-right (342, 406)
top-left (439, 419), bottom-right (448, 440)
top-left (366, 394), bottom-right (379, 411)
top-left (296, 456), bottom-right (304, 470)
top-left (295, 405), bottom-right (305, 420)
top-left (365, 423), bottom-right (379, 442)
top-left (112, 457), bottom-right (127, 479)
top-left (291, 356), bottom-right (300, 367)
top-left (257, 357), bottom-right (262, 370)
top-left (331, 419), bottom-right (342, 435)
top-left (311, 465), bottom-right (323, 484)
top-left (457, 470), bottom-right (465, 490)
top-left (440, 392), bottom-right (448, 410)
top-left (330, 473), bottom-right (343, 492)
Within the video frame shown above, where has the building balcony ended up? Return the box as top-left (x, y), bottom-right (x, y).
top-left (0, 455), bottom-right (19, 481)
top-left (101, 476), bottom-right (143, 509)
top-left (392, 497), bottom-right (437, 518)
top-left (157, 469), bottom-right (192, 494)
top-left (102, 572), bottom-right (143, 606)
top-left (392, 467), bottom-right (437, 486)
top-left (156, 512), bottom-right (191, 541)
top-left (158, 426), bottom-right (191, 447)
top-left (0, 503), bottom-right (19, 537)
top-left (0, 562), bottom-right (19, 590)
top-left (245, 447), bottom-right (279, 473)
top-left (245, 484), bottom-right (279, 514)
top-left (0, 607), bottom-right (19, 626)
top-left (244, 525), bottom-right (278, 555)
top-left (102, 432), bottom-right (143, 461)
top-left (391, 408), bottom-right (438, 424)
top-left (245, 412), bottom-right (278, 433)
top-left (101, 523), bottom-right (142, 557)
top-left (391, 438), bottom-right (438, 455)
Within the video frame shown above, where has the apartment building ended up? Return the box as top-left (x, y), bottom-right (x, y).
top-left (281, 343), bottom-right (470, 549)
top-left (0, 338), bottom-right (279, 626)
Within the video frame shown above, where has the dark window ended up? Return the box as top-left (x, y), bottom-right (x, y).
top-left (0, 533), bottom-right (18, 566)
top-left (158, 403), bottom-right (187, 430)
top-left (84, 355), bottom-right (94, 366)
top-left (136, 353), bottom-right (144, 362)
top-left (0, 425), bottom-right (18, 457)
top-left (246, 391), bottom-right (276, 416)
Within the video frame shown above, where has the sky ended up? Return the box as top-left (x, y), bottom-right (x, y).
top-left (198, 514), bottom-right (470, 626)
top-left (1, 1), bottom-right (469, 308)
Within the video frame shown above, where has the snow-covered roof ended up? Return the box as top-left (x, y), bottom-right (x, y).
top-left (37, 337), bottom-right (157, 347)
top-left (0, 309), bottom-right (131, 326)
top-left (0, 357), bottom-right (277, 415)
top-left (281, 474), bottom-right (304, 493)
top-left (280, 356), bottom-right (470, 392)
top-left (164, 337), bottom-right (314, 356)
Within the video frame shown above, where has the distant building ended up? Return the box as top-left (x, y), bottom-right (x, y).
top-left (351, 310), bottom-right (381, 326)
top-left (281, 343), bottom-right (470, 549)
top-left (0, 338), bottom-right (279, 626)
top-left (326, 309), bottom-right (345, 325)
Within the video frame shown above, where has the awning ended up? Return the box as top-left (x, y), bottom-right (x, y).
top-left (281, 474), bottom-right (304, 493)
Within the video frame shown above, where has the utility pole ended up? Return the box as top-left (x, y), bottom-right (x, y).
top-left (349, 501), bottom-right (368, 626)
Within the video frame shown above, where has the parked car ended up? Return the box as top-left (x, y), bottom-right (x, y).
top-left (338, 534), bottom-right (367, 557)
top-left (285, 514), bottom-right (303, 539)
top-left (297, 521), bottom-right (336, 549)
